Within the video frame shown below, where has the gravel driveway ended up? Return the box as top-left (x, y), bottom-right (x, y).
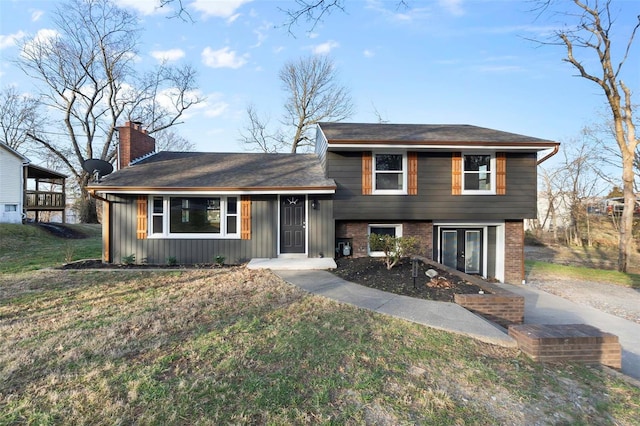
top-left (524, 274), bottom-right (640, 325)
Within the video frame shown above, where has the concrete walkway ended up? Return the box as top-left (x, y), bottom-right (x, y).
top-left (275, 270), bottom-right (516, 347)
top-left (272, 268), bottom-right (640, 381)
top-left (496, 282), bottom-right (640, 381)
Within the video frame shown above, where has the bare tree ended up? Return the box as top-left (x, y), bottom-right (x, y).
top-left (281, 55), bottom-right (353, 152)
top-left (534, 0), bottom-right (640, 272)
top-left (239, 105), bottom-right (286, 153)
top-left (17, 0), bottom-right (202, 223)
top-left (241, 55), bottom-right (353, 153)
top-left (558, 141), bottom-right (603, 246)
top-left (153, 128), bottom-right (195, 152)
top-left (0, 86), bottom-right (45, 152)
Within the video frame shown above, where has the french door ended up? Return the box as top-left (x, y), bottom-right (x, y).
top-left (440, 228), bottom-right (483, 274)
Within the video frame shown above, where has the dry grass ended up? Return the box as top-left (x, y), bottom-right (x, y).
top-left (1, 268), bottom-right (639, 425)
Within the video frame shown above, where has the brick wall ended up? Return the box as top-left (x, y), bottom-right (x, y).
top-left (403, 221), bottom-right (433, 257)
top-left (454, 293), bottom-right (524, 328)
top-left (509, 324), bottom-right (621, 369)
top-left (117, 121), bottom-right (156, 168)
top-left (504, 220), bottom-right (524, 284)
top-left (417, 255), bottom-right (526, 328)
top-left (336, 221), bottom-right (433, 258)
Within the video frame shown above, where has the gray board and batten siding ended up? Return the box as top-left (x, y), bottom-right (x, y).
top-left (106, 193), bottom-right (335, 265)
top-left (325, 151), bottom-right (538, 222)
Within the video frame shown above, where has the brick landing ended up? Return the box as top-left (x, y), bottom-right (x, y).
top-left (509, 324), bottom-right (621, 369)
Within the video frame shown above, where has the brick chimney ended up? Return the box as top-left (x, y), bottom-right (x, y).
top-left (117, 121), bottom-right (156, 169)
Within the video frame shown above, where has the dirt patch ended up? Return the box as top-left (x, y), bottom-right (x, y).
top-left (332, 257), bottom-right (486, 302)
top-left (33, 222), bottom-right (89, 239)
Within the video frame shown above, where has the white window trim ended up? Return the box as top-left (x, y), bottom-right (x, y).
top-left (147, 195), bottom-right (241, 239)
top-left (367, 223), bottom-right (403, 257)
top-left (461, 152), bottom-right (496, 195)
top-left (372, 152), bottom-right (408, 195)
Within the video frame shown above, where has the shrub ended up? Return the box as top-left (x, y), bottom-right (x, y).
top-left (121, 254), bottom-right (136, 265)
top-left (214, 255), bottom-right (225, 267)
top-left (368, 233), bottom-right (420, 270)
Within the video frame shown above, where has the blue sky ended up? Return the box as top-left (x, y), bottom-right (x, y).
top-left (1, 0), bottom-right (638, 158)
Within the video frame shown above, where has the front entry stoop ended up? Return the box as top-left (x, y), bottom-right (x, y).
top-left (508, 324), bottom-right (622, 369)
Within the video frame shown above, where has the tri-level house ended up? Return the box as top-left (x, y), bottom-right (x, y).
top-left (315, 122), bottom-right (558, 284)
top-left (88, 121), bottom-right (558, 283)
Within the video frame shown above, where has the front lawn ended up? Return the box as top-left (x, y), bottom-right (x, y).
top-left (1, 268), bottom-right (639, 424)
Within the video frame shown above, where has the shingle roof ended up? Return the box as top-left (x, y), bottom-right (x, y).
top-left (317, 122), bottom-right (558, 147)
top-left (89, 152), bottom-right (335, 192)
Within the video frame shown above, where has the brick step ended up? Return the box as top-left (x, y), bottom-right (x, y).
top-left (508, 324), bottom-right (621, 369)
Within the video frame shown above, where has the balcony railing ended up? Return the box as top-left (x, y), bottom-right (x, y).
top-left (25, 191), bottom-right (66, 210)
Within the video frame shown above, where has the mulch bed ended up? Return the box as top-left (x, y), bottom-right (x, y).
top-left (60, 259), bottom-right (225, 270)
top-left (332, 257), bottom-right (486, 302)
top-left (62, 256), bottom-right (487, 303)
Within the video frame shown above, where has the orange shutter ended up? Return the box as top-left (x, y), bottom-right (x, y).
top-left (452, 152), bottom-right (462, 195)
top-left (240, 195), bottom-right (251, 240)
top-left (362, 152), bottom-right (372, 195)
top-left (496, 152), bottom-right (506, 195)
top-left (136, 196), bottom-right (147, 240)
top-left (408, 152), bottom-right (418, 195)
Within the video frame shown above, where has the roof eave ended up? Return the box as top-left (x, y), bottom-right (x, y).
top-left (326, 140), bottom-right (559, 151)
top-left (88, 186), bottom-right (337, 195)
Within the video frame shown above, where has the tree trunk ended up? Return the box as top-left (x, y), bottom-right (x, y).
top-left (78, 189), bottom-right (98, 224)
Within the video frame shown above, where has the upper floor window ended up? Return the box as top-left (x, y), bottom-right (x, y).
top-left (373, 153), bottom-right (407, 194)
top-left (462, 153), bottom-right (495, 194)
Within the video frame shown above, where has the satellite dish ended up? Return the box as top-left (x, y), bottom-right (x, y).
top-left (82, 159), bottom-right (114, 181)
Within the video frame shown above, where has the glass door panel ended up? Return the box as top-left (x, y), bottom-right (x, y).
top-left (464, 230), bottom-right (481, 274)
top-left (442, 230), bottom-right (458, 269)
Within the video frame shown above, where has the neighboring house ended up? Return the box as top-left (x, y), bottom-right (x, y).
top-left (0, 142), bottom-right (68, 224)
top-left (0, 142), bottom-right (28, 223)
top-left (88, 121), bottom-right (559, 283)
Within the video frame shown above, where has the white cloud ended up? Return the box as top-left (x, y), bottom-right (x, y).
top-left (204, 101), bottom-right (229, 118)
top-left (251, 21), bottom-right (273, 48)
top-left (312, 40), bottom-right (339, 55)
top-left (0, 31), bottom-right (26, 50)
top-left (113, 0), bottom-right (165, 16)
top-left (439, 0), bottom-right (464, 16)
top-left (191, 0), bottom-right (253, 20)
top-left (363, 49), bottom-right (375, 58)
top-left (180, 91), bottom-right (229, 120)
top-left (21, 29), bottom-right (58, 56)
top-left (150, 48), bottom-right (186, 62)
top-left (30, 9), bottom-right (44, 22)
top-left (201, 46), bottom-right (248, 69)
top-left (366, 0), bottom-right (431, 22)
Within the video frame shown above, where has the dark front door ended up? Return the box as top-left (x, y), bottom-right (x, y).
top-left (440, 228), bottom-right (483, 274)
top-left (280, 195), bottom-right (306, 254)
